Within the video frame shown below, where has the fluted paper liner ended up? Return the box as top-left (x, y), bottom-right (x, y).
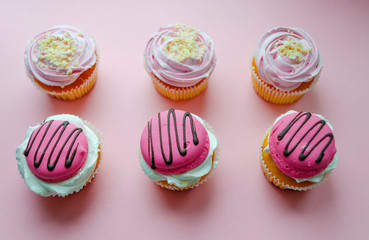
top-left (150, 74), bottom-right (209, 101)
top-left (251, 57), bottom-right (320, 105)
top-left (144, 60), bottom-right (210, 101)
top-left (259, 127), bottom-right (326, 191)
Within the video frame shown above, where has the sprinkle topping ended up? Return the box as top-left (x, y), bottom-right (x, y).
top-left (36, 32), bottom-right (78, 75)
top-left (162, 24), bottom-right (207, 62)
top-left (277, 37), bottom-right (312, 63)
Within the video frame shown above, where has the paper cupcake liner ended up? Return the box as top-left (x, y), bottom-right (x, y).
top-left (27, 54), bottom-right (99, 101)
top-left (156, 148), bottom-right (219, 191)
top-left (150, 74), bottom-right (209, 101)
top-left (259, 127), bottom-right (325, 191)
top-left (250, 59), bottom-right (320, 105)
top-left (143, 59), bottom-right (210, 101)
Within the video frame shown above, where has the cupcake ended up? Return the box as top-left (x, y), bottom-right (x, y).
top-left (139, 108), bottom-right (218, 190)
top-left (24, 25), bottom-right (98, 100)
top-left (260, 111), bottom-right (337, 191)
top-left (251, 27), bottom-right (323, 104)
top-left (16, 114), bottom-right (102, 197)
top-left (144, 24), bottom-right (216, 100)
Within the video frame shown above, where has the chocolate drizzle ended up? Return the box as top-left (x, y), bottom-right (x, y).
top-left (277, 112), bottom-right (334, 163)
top-left (24, 120), bottom-right (83, 171)
top-left (147, 108), bottom-right (199, 170)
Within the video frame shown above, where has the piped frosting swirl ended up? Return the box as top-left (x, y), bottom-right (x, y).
top-left (254, 27), bottom-right (323, 91)
top-left (24, 25), bottom-right (97, 87)
top-left (144, 24), bottom-right (216, 87)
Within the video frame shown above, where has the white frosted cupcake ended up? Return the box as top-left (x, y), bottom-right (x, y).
top-left (16, 114), bottom-right (102, 197)
top-left (260, 111), bottom-right (338, 190)
top-left (139, 108), bottom-right (218, 190)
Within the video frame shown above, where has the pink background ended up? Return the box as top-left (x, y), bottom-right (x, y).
top-left (1, 0), bottom-right (368, 239)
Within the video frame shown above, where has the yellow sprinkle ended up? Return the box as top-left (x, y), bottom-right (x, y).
top-left (61, 60), bottom-right (68, 68)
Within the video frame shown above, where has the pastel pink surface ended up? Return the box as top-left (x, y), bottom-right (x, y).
top-left (25, 120), bottom-right (89, 182)
top-left (1, 0), bottom-right (369, 240)
top-left (140, 109), bottom-right (210, 174)
top-left (269, 112), bottom-right (336, 178)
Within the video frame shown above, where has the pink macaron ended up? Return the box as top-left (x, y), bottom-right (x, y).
top-left (24, 120), bottom-right (89, 182)
top-left (139, 108), bottom-right (218, 190)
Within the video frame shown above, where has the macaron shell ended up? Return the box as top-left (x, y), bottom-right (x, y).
top-left (25, 120), bottom-right (89, 182)
top-left (269, 112), bottom-right (336, 179)
top-left (140, 109), bottom-right (210, 175)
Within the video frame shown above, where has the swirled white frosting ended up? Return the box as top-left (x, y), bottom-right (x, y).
top-left (254, 27), bottom-right (323, 91)
top-left (144, 24), bottom-right (216, 87)
top-left (16, 114), bottom-right (100, 197)
top-left (140, 115), bottom-right (218, 188)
